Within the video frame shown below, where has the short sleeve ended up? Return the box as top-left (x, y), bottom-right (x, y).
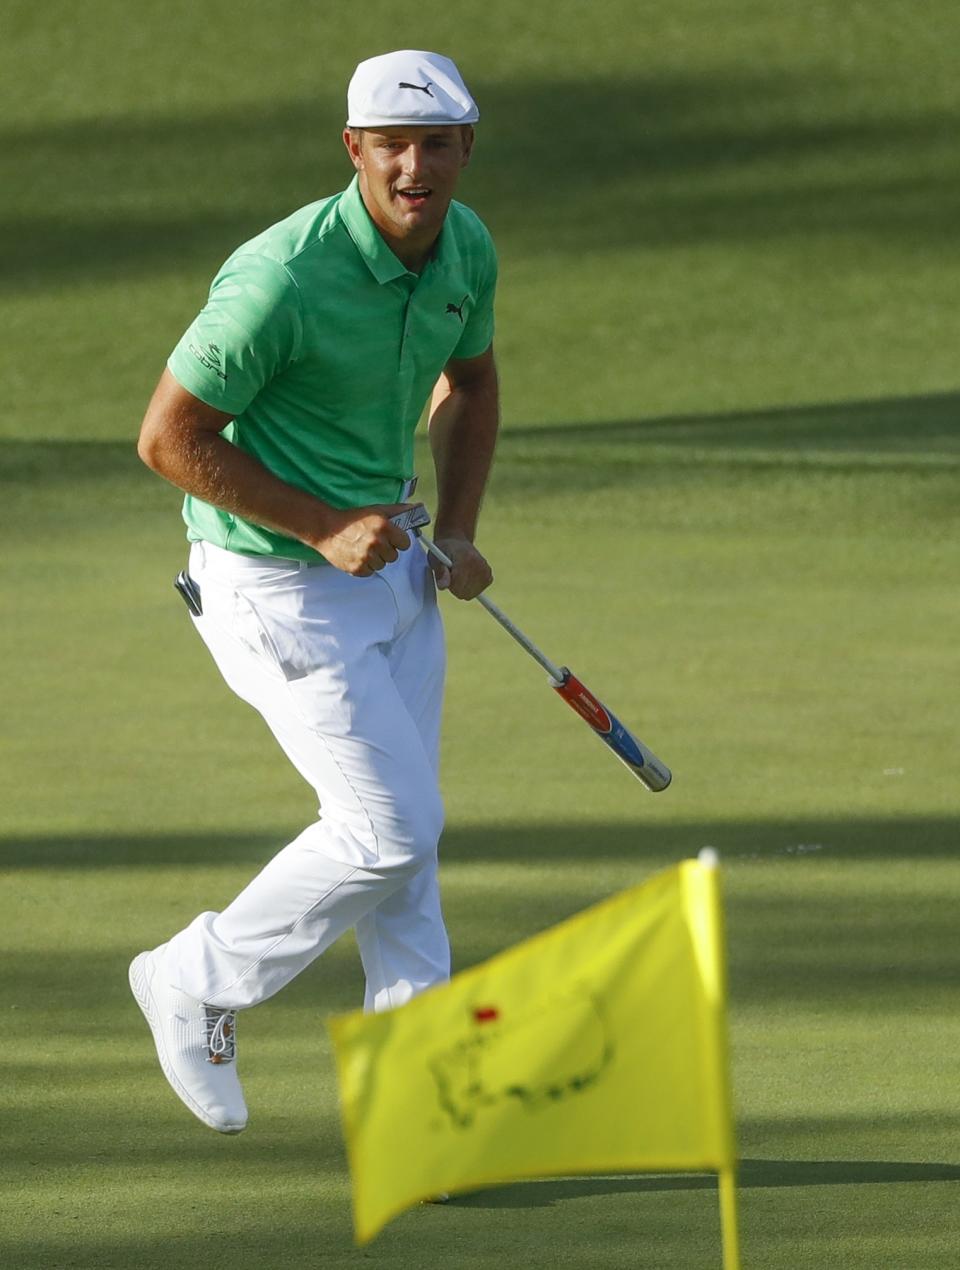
top-left (167, 254), bottom-right (303, 416)
top-left (452, 249), bottom-right (497, 361)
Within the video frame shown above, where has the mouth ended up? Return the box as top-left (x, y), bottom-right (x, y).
top-left (396, 185), bottom-right (433, 208)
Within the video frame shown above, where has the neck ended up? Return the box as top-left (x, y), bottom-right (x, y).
top-left (357, 179), bottom-right (439, 274)
top-left (385, 233), bottom-right (433, 274)
top-left (374, 220), bottom-right (436, 275)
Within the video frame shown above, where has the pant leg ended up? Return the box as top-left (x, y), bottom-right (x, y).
top-left (353, 551), bottom-right (451, 1011)
top-left (158, 540), bottom-right (446, 1011)
top-left (355, 864), bottom-right (450, 1011)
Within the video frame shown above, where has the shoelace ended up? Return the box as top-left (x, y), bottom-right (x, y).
top-left (203, 1007), bottom-right (237, 1065)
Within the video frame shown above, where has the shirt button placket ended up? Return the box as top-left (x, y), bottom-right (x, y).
top-left (398, 277), bottom-right (417, 394)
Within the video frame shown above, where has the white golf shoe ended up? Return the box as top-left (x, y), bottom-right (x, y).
top-left (129, 948), bottom-right (248, 1134)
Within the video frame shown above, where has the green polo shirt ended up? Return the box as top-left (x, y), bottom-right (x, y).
top-left (167, 175), bottom-right (497, 560)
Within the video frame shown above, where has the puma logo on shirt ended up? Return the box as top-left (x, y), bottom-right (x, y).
top-left (446, 295), bottom-right (469, 323)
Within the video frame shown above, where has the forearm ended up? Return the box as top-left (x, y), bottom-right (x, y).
top-left (429, 361), bottom-right (499, 541)
top-left (138, 369), bottom-right (413, 576)
top-left (140, 420), bottom-right (338, 551)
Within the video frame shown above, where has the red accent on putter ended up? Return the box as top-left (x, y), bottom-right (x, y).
top-left (473, 1006), bottom-right (500, 1024)
top-left (553, 671), bottom-right (612, 734)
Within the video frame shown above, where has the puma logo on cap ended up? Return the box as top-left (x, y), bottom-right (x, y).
top-left (347, 52), bottom-right (479, 127)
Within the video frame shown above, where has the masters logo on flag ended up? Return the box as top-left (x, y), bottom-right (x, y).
top-left (431, 987), bottom-right (614, 1130)
top-left (328, 852), bottom-right (740, 1268)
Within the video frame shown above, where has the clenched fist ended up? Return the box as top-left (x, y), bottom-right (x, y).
top-left (313, 503), bottom-right (420, 576)
top-left (429, 535), bottom-right (493, 600)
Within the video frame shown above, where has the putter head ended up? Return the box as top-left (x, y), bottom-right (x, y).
top-left (173, 570), bottom-right (203, 617)
top-left (390, 504), bottom-right (431, 535)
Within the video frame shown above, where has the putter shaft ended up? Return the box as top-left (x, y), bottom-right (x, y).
top-left (419, 535), bottom-right (563, 680)
top-left (418, 533), bottom-right (672, 793)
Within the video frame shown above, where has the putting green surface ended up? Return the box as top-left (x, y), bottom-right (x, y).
top-left (3, 2), bottom-right (960, 1266)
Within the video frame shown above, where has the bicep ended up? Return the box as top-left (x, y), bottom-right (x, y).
top-left (138, 368), bottom-right (234, 466)
top-left (432, 344), bottom-right (498, 407)
top-left (166, 254), bottom-right (303, 415)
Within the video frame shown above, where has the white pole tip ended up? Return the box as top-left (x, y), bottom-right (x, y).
top-left (698, 847), bottom-right (720, 868)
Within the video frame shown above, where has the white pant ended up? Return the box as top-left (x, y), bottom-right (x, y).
top-left (158, 538), bottom-right (450, 1013)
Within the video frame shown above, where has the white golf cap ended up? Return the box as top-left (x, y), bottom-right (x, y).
top-left (346, 50), bottom-right (479, 128)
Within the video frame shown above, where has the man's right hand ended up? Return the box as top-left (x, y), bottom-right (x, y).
top-left (137, 373), bottom-right (425, 577)
top-left (313, 503), bottom-right (421, 576)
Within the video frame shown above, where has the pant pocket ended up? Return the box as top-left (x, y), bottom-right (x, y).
top-left (232, 590), bottom-right (313, 682)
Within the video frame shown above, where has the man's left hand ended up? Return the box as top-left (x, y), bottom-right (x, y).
top-left (430, 536), bottom-right (493, 600)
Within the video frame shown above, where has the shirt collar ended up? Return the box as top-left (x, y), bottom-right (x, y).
top-left (337, 175), bottom-right (460, 284)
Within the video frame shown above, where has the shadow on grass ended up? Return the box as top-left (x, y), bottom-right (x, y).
top-left (467, 1158), bottom-right (960, 1205)
top-left (456, 1158), bottom-right (960, 1209)
top-left (498, 390), bottom-right (960, 455)
top-left (1, 811), bottom-right (956, 872)
top-left (1, 814), bottom-right (958, 1023)
top-left (4, 67), bottom-right (960, 292)
top-left (2, 389), bottom-right (957, 499)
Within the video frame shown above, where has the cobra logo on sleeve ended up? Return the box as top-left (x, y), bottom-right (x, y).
top-left (188, 341), bottom-right (227, 381)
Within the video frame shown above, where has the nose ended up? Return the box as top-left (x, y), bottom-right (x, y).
top-left (402, 143), bottom-right (427, 180)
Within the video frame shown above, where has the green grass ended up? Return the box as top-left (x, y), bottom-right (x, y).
top-left (4, 1), bottom-right (960, 439)
top-left (3, 398), bottom-right (959, 1267)
top-left (3, 1), bottom-right (960, 1266)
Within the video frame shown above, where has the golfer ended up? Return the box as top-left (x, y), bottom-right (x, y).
top-left (129, 50), bottom-right (499, 1133)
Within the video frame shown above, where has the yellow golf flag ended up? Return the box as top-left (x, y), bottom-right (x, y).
top-left (329, 854), bottom-right (739, 1264)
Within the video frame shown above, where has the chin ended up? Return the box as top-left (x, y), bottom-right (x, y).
top-left (395, 195), bottom-right (447, 220)
top-left (397, 213), bottom-right (441, 236)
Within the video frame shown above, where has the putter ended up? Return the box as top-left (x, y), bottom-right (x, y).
top-left (418, 535), bottom-right (672, 792)
top-left (174, 569), bottom-right (203, 617)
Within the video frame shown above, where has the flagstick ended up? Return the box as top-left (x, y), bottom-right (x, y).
top-left (718, 1166), bottom-right (742, 1270)
top-left (697, 848), bottom-right (742, 1270)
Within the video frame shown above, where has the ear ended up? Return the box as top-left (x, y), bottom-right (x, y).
top-left (460, 125), bottom-right (475, 168)
top-left (342, 127), bottom-right (364, 171)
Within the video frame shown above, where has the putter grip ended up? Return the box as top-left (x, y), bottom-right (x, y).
top-left (553, 669), bottom-right (672, 793)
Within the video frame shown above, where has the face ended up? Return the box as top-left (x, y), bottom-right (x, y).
top-left (343, 125), bottom-right (474, 261)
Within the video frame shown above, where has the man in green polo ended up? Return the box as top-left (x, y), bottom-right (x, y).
top-left (129, 50), bottom-right (499, 1135)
